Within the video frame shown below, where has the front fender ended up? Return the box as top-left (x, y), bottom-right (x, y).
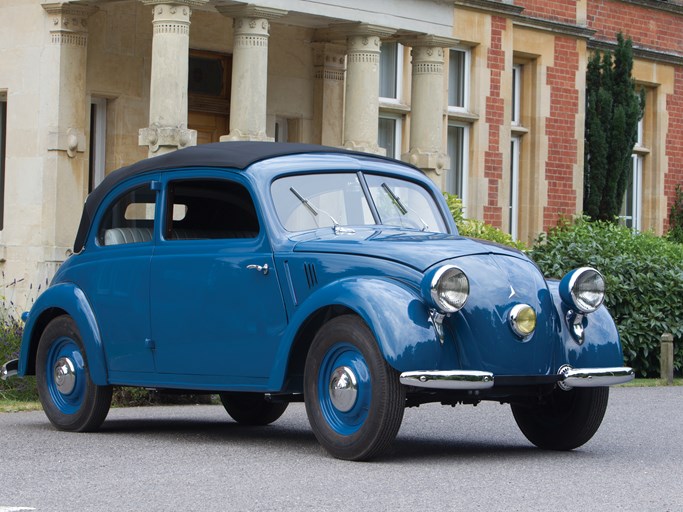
top-left (19, 283), bottom-right (108, 385)
top-left (547, 280), bottom-right (625, 369)
top-left (268, 277), bottom-right (452, 390)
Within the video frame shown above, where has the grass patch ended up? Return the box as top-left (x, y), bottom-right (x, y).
top-left (0, 400), bottom-right (42, 413)
top-left (618, 377), bottom-right (682, 387)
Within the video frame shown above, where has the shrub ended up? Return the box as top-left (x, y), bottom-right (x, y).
top-left (444, 193), bottom-right (527, 251)
top-left (530, 216), bottom-right (683, 376)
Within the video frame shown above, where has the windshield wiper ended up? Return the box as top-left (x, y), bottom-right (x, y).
top-left (380, 183), bottom-right (429, 231)
top-left (289, 187), bottom-right (354, 234)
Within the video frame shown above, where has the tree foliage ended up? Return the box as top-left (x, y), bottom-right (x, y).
top-left (584, 33), bottom-right (644, 221)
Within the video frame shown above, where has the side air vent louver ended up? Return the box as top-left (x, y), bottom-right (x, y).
top-left (304, 262), bottom-right (318, 289)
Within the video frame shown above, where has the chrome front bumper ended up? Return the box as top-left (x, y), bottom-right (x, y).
top-left (399, 365), bottom-right (635, 391)
top-left (1, 359), bottom-right (18, 381)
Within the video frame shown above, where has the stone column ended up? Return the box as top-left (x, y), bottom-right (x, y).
top-left (139, 0), bottom-right (207, 156)
top-left (312, 43), bottom-right (346, 146)
top-left (340, 25), bottom-right (394, 155)
top-left (217, 5), bottom-right (287, 142)
top-left (400, 36), bottom-right (457, 188)
top-left (40, 3), bottom-right (98, 264)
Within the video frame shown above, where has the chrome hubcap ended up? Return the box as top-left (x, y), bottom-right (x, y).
top-left (329, 366), bottom-right (358, 412)
top-left (53, 357), bottom-right (76, 395)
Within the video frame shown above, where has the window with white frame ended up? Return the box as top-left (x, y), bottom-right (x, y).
top-left (446, 123), bottom-right (469, 201)
top-left (509, 136), bottom-right (521, 240)
top-left (620, 117), bottom-right (645, 230)
top-left (378, 114), bottom-right (403, 159)
top-left (379, 42), bottom-right (402, 102)
top-left (448, 48), bottom-right (470, 112)
top-left (89, 98), bottom-right (107, 192)
top-left (0, 95), bottom-right (6, 230)
top-left (512, 64), bottom-right (522, 126)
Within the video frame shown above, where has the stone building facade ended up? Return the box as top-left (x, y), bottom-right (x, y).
top-left (0, 0), bottom-right (682, 303)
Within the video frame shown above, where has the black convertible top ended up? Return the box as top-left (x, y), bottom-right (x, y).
top-left (73, 141), bottom-right (396, 253)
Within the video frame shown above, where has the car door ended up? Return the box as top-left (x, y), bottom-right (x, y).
top-left (150, 172), bottom-right (288, 383)
top-left (69, 178), bottom-right (158, 376)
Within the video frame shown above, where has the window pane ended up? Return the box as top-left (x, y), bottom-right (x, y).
top-left (98, 185), bottom-right (156, 246)
top-left (447, 125), bottom-right (465, 198)
top-left (166, 179), bottom-right (259, 239)
top-left (378, 117), bottom-right (397, 158)
top-left (271, 174), bottom-right (373, 232)
top-left (448, 49), bottom-right (466, 108)
top-left (379, 42), bottom-right (398, 99)
top-left (365, 174), bottom-right (448, 233)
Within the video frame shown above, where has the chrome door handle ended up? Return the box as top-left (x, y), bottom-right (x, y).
top-left (247, 263), bottom-right (269, 275)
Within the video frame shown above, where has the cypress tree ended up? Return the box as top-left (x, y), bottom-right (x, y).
top-left (584, 33), bottom-right (644, 221)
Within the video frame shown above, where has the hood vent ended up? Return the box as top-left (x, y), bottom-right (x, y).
top-left (304, 262), bottom-right (318, 289)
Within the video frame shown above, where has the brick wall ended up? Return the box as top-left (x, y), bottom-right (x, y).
top-left (665, 68), bottom-right (683, 230)
top-left (514, 0), bottom-right (577, 24)
top-left (543, 36), bottom-right (581, 230)
top-left (588, 1), bottom-right (683, 54)
top-left (483, 16), bottom-right (507, 228)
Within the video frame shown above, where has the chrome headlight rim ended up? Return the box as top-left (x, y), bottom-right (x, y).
top-left (424, 264), bottom-right (470, 314)
top-left (560, 267), bottom-right (606, 314)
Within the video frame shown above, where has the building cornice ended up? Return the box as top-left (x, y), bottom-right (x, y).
top-left (453, 0), bottom-right (523, 16)
top-left (588, 39), bottom-right (683, 66)
top-left (616, 0), bottom-right (683, 16)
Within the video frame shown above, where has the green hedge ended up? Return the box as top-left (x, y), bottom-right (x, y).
top-left (530, 216), bottom-right (683, 376)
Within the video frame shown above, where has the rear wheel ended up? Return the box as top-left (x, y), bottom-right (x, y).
top-left (219, 392), bottom-right (288, 425)
top-left (36, 315), bottom-right (112, 432)
top-left (511, 386), bottom-right (609, 450)
top-left (304, 315), bottom-right (405, 461)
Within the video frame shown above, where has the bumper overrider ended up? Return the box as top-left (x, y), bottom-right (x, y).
top-left (1, 359), bottom-right (19, 381)
top-left (399, 365), bottom-right (635, 390)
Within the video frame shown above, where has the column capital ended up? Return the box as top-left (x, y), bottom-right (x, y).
top-left (396, 34), bottom-right (460, 48)
top-left (327, 22), bottom-right (396, 40)
top-left (140, 0), bottom-right (209, 7)
top-left (312, 42), bottom-right (346, 81)
top-left (42, 3), bottom-right (98, 46)
top-left (216, 4), bottom-right (288, 21)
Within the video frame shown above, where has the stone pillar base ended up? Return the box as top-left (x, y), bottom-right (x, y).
top-left (219, 129), bottom-right (274, 142)
top-left (139, 123), bottom-right (197, 156)
top-left (343, 140), bottom-right (387, 156)
top-left (401, 149), bottom-right (450, 174)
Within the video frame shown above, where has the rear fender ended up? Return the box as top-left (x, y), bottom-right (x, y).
top-left (19, 283), bottom-right (108, 385)
top-left (268, 276), bottom-right (454, 390)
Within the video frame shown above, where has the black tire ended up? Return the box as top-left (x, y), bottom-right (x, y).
top-left (35, 315), bottom-right (112, 432)
top-left (304, 315), bottom-right (405, 461)
top-left (219, 393), bottom-right (288, 426)
top-left (511, 386), bottom-right (609, 450)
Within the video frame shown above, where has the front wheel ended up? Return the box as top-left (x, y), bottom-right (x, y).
top-left (511, 386), bottom-right (609, 450)
top-left (304, 315), bottom-right (405, 461)
top-left (35, 315), bottom-right (112, 432)
top-left (218, 393), bottom-right (288, 425)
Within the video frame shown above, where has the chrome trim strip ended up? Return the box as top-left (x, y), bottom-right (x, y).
top-left (1, 359), bottom-right (19, 381)
top-left (559, 366), bottom-right (635, 389)
top-left (399, 370), bottom-right (494, 390)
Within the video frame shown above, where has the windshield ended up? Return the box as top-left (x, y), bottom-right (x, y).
top-left (271, 172), bottom-right (448, 233)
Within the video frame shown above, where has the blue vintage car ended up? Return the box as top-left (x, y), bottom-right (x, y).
top-left (2, 142), bottom-right (634, 460)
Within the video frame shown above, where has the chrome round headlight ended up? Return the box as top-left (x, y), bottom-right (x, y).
top-left (424, 265), bottom-right (469, 313)
top-left (559, 267), bottom-right (605, 313)
top-left (509, 304), bottom-right (537, 337)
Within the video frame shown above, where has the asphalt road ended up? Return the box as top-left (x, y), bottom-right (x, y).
top-left (1, 386), bottom-right (681, 512)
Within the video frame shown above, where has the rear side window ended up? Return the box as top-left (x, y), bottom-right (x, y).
top-left (98, 185), bottom-right (156, 246)
top-left (163, 179), bottom-right (259, 240)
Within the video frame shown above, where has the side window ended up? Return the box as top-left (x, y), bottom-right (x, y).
top-left (164, 179), bottom-right (259, 240)
top-left (98, 185), bottom-right (156, 246)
